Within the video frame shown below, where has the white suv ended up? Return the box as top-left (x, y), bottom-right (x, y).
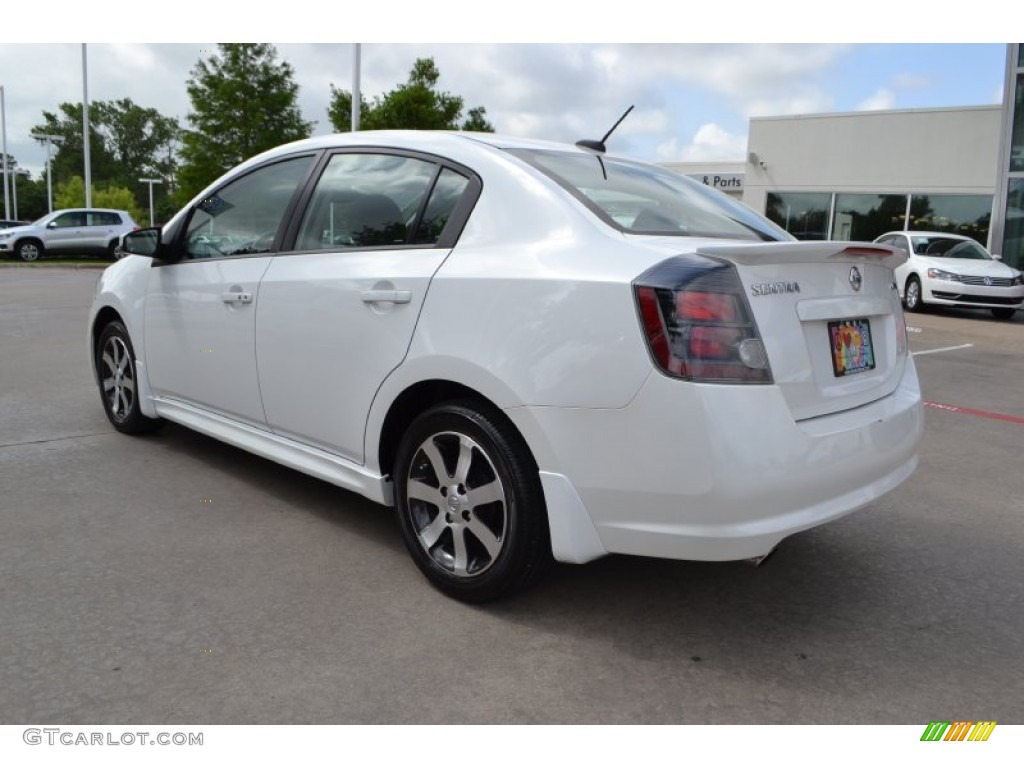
top-left (0, 208), bottom-right (138, 261)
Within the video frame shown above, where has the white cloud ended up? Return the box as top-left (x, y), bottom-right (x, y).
top-left (856, 87), bottom-right (896, 111)
top-left (891, 72), bottom-right (933, 90)
top-left (657, 123), bottom-right (747, 162)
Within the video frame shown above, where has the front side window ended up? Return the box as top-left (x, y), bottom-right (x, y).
top-left (295, 153), bottom-right (439, 251)
top-left (184, 155), bottom-right (314, 260)
top-left (511, 149), bottom-right (788, 242)
top-left (52, 212), bottom-right (86, 228)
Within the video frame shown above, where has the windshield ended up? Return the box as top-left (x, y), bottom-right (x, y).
top-left (509, 149), bottom-right (789, 242)
top-left (910, 236), bottom-right (992, 260)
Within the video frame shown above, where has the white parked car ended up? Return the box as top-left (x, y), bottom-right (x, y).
top-left (0, 208), bottom-right (139, 261)
top-left (874, 231), bottom-right (1024, 319)
top-left (89, 132), bottom-right (923, 601)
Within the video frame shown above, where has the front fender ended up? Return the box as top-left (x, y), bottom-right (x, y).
top-left (88, 258), bottom-right (158, 418)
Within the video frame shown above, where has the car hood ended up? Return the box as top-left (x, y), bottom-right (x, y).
top-left (912, 255), bottom-right (1019, 277)
top-left (0, 224), bottom-right (36, 236)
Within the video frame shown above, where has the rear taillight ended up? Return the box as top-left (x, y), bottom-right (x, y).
top-left (633, 256), bottom-right (772, 384)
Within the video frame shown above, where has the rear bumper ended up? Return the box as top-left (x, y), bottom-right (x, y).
top-left (508, 359), bottom-right (923, 563)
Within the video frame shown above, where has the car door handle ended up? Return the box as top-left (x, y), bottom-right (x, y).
top-left (221, 291), bottom-right (253, 304)
top-left (360, 289), bottom-right (412, 304)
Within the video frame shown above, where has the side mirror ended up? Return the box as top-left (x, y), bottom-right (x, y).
top-left (47, 221), bottom-right (58, 229)
top-left (992, 253), bottom-right (1003, 261)
top-left (121, 227), bottom-right (163, 258)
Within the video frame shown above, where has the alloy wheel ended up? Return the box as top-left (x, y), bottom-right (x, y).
top-left (405, 431), bottom-right (508, 577)
top-left (905, 278), bottom-right (921, 311)
top-left (18, 242), bottom-right (40, 262)
top-left (100, 335), bottom-right (136, 422)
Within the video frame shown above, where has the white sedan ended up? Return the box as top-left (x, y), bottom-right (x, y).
top-left (875, 230), bottom-right (1024, 319)
top-left (89, 131), bottom-right (923, 602)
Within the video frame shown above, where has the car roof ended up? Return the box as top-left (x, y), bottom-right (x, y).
top-left (246, 130), bottom-right (639, 168)
top-left (47, 208), bottom-right (132, 214)
top-left (880, 231), bottom-right (973, 241)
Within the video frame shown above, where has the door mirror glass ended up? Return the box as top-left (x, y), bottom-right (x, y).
top-left (122, 228), bottom-right (162, 258)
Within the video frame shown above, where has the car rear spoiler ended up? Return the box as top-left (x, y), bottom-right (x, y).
top-left (697, 241), bottom-right (906, 271)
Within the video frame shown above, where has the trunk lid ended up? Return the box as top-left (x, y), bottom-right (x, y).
top-left (698, 241), bottom-right (909, 421)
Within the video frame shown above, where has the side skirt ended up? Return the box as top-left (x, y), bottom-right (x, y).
top-left (153, 397), bottom-right (393, 506)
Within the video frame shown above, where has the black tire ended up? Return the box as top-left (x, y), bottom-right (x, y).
top-left (16, 239), bottom-right (43, 262)
top-left (96, 321), bottom-right (163, 434)
top-left (108, 240), bottom-right (121, 260)
top-left (904, 275), bottom-right (924, 312)
top-left (991, 307), bottom-right (1016, 320)
top-left (393, 401), bottom-right (552, 603)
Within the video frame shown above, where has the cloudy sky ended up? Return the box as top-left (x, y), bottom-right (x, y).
top-left (0, 6), bottom-right (1012, 181)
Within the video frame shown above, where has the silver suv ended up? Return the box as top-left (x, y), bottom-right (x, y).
top-left (0, 208), bottom-right (138, 261)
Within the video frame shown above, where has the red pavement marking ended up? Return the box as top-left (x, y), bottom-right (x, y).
top-left (924, 400), bottom-right (1024, 425)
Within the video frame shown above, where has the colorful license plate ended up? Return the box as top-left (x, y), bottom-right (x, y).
top-left (828, 319), bottom-right (876, 377)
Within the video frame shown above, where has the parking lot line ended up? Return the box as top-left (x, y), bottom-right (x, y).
top-left (911, 343), bottom-right (974, 357)
top-left (924, 401), bottom-right (1024, 425)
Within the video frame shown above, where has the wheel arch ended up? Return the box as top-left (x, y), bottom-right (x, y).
top-left (14, 236), bottom-right (44, 258)
top-left (90, 306), bottom-right (126, 383)
top-left (88, 283), bottom-right (159, 420)
top-left (376, 379), bottom-right (537, 484)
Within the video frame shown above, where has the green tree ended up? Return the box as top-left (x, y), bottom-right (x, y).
top-left (178, 43), bottom-right (314, 202)
top-left (54, 176), bottom-right (88, 210)
top-left (461, 106), bottom-right (495, 133)
top-left (14, 177), bottom-right (47, 222)
top-left (32, 104), bottom-right (118, 187)
top-left (30, 99), bottom-right (180, 210)
top-left (328, 57), bottom-right (495, 133)
top-left (93, 99), bottom-right (179, 185)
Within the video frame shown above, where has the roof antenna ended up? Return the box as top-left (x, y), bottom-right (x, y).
top-left (576, 105), bottom-right (635, 154)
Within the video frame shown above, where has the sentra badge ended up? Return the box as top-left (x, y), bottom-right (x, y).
top-left (750, 281), bottom-right (800, 296)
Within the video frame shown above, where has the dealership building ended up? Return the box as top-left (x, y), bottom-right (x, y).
top-left (665, 44), bottom-right (1024, 271)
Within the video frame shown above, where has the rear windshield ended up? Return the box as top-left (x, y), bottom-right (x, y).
top-left (509, 149), bottom-right (788, 242)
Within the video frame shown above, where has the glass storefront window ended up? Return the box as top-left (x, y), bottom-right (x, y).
top-left (907, 194), bottom-right (992, 243)
top-left (831, 194), bottom-right (906, 241)
top-left (1001, 178), bottom-right (1024, 269)
top-left (1012, 74), bottom-right (1024, 173)
top-left (764, 192), bottom-right (831, 240)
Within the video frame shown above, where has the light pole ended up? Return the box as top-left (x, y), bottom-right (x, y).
top-left (82, 44), bottom-right (92, 208)
top-left (139, 178), bottom-right (162, 226)
top-left (10, 163), bottom-right (25, 220)
top-left (31, 132), bottom-right (64, 213)
top-left (1, 85), bottom-right (9, 220)
top-left (352, 43), bottom-right (361, 131)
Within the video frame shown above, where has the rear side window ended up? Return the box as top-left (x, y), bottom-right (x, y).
top-left (295, 153), bottom-right (439, 251)
top-left (413, 168), bottom-right (470, 245)
top-left (88, 212), bottom-right (123, 226)
top-left (510, 149), bottom-right (787, 242)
